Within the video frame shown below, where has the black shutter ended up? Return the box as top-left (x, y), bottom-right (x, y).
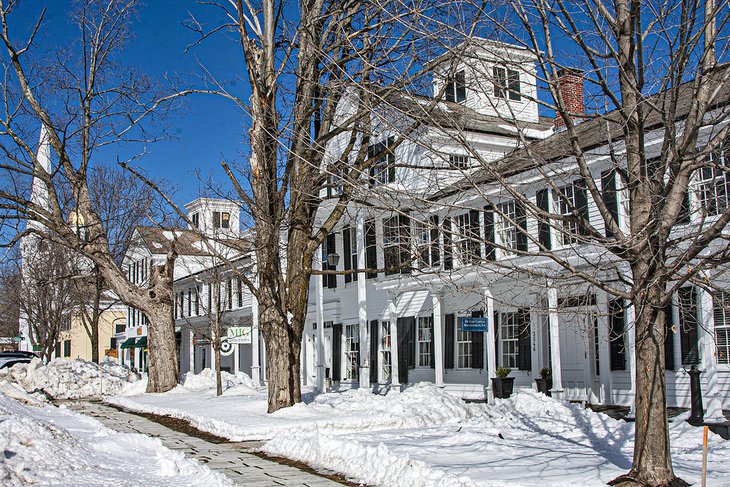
top-left (536, 189), bottom-right (551, 250)
top-left (444, 313), bottom-right (455, 369)
top-left (469, 210), bottom-right (481, 259)
top-left (517, 308), bottom-right (532, 371)
top-left (343, 227), bottom-right (352, 284)
top-left (387, 137), bottom-right (396, 183)
top-left (430, 216), bottom-right (440, 266)
top-left (601, 170), bottom-right (619, 238)
top-left (443, 217), bottom-right (453, 270)
top-left (678, 191), bottom-right (691, 224)
top-left (679, 287), bottom-right (700, 366)
top-left (609, 299), bottom-right (626, 371)
top-left (408, 317), bottom-right (416, 368)
top-left (455, 71), bottom-right (466, 102)
top-left (471, 310), bottom-right (484, 369)
top-left (494, 312), bottom-right (501, 366)
top-left (397, 318), bottom-right (410, 383)
top-left (365, 220), bottom-right (378, 278)
top-left (574, 179), bottom-right (590, 236)
top-left (515, 199), bottom-right (528, 252)
top-left (430, 315), bottom-right (435, 368)
top-left (483, 206), bottom-right (495, 261)
top-left (332, 323), bottom-right (342, 381)
top-left (326, 233), bottom-right (337, 288)
top-left (370, 320), bottom-right (379, 383)
top-left (664, 303), bottom-right (676, 371)
top-left (399, 214), bottom-right (411, 275)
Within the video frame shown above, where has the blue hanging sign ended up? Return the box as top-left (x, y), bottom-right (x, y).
top-left (460, 317), bottom-right (488, 332)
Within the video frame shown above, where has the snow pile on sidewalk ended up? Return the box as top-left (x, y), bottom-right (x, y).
top-left (109, 379), bottom-right (480, 440)
top-left (0, 358), bottom-right (142, 399)
top-left (263, 390), bottom-right (730, 487)
top-left (179, 368), bottom-right (257, 394)
top-left (0, 391), bottom-right (232, 487)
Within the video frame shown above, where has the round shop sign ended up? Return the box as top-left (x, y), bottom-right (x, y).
top-left (219, 340), bottom-right (234, 356)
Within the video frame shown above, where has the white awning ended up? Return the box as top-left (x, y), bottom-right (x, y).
top-left (395, 290), bottom-right (431, 317)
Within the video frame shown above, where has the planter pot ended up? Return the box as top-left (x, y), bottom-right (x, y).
top-left (491, 377), bottom-right (515, 399)
top-left (535, 378), bottom-right (553, 397)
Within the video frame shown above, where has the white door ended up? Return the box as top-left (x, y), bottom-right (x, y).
top-left (559, 311), bottom-right (593, 401)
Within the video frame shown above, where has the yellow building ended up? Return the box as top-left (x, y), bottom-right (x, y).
top-left (57, 303), bottom-right (126, 361)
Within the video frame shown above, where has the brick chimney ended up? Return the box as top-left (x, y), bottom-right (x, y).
top-left (553, 68), bottom-right (584, 130)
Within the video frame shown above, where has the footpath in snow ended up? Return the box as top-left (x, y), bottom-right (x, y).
top-left (0, 363), bottom-right (231, 487)
top-left (105, 369), bottom-right (730, 487)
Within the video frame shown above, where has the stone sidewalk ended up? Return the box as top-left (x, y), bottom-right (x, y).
top-left (65, 401), bottom-right (344, 487)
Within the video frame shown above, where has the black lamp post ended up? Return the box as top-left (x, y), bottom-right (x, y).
top-left (687, 365), bottom-right (705, 426)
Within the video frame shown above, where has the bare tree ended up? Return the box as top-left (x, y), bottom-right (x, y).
top-left (0, 0), bottom-right (183, 391)
top-left (0, 259), bottom-right (20, 341)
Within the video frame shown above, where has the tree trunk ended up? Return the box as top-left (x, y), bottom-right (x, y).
top-left (261, 307), bottom-right (302, 413)
top-left (612, 264), bottom-right (686, 487)
top-left (145, 305), bottom-right (179, 393)
top-left (215, 317), bottom-right (222, 397)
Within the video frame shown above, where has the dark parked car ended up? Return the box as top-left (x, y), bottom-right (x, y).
top-left (0, 351), bottom-right (38, 368)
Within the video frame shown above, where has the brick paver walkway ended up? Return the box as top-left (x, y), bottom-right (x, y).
top-left (66, 401), bottom-right (343, 487)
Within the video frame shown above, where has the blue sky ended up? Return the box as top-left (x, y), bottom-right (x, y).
top-left (13, 0), bottom-right (251, 207)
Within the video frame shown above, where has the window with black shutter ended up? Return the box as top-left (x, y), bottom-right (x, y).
top-left (536, 189), bottom-right (551, 249)
top-left (408, 317), bottom-right (416, 368)
top-left (397, 318), bottom-right (412, 383)
top-left (370, 320), bottom-right (379, 383)
top-left (429, 216), bottom-right (440, 267)
top-left (444, 314), bottom-right (455, 369)
top-left (471, 310), bottom-right (484, 369)
top-left (517, 308), bottom-right (531, 371)
top-left (323, 233), bottom-right (337, 288)
top-left (365, 220), bottom-right (378, 278)
top-left (601, 170), bottom-right (619, 238)
top-left (484, 206), bottom-right (495, 260)
top-left (343, 226), bottom-right (357, 284)
top-left (368, 137), bottom-right (396, 186)
top-left (664, 303), bottom-right (676, 371)
top-left (574, 179), bottom-right (590, 236)
top-left (443, 217), bottom-right (454, 270)
top-left (515, 199), bottom-right (528, 252)
top-left (608, 299), bottom-right (626, 371)
top-left (679, 287), bottom-right (700, 366)
top-left (332, 323), bottom-right (342, 381)
top-left (445, 70), bottom-right (466, 103)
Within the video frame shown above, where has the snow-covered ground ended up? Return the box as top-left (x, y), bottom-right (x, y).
top-left (0, 358), bottom-right (142, 400)
top-left (107, 371), bottom-right (730, 487)
top-left (0, 388), bottom-right (232, 486)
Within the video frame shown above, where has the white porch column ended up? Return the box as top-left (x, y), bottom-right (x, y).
top-left (698, 288), bottom-right (725, 422)
top-left (251, 288), bottom-right (261, 386)
top-left (596, 290), bottom-right (613, 404)
top-left (547, 282), bottom-right (564, 398)
top-left (182, 325), bottom-right (194, 376)
top-left (484, 288), bottom-right (496, 403)
top-left (357, 215), bottom-right (370, 390)
top-left (388, 291), bottom-right (400, 389)
top-left (314, 244), bottom-right (326, 392)
top-left (432, 290), bottom-right (445, 387)
top-left (529, 307), bottom-right (540, 385)
top-left (625, 302), bottom-right (637, 418)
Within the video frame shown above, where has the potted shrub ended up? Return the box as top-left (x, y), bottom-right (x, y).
top-left (491, 366), bottom-right (515, 399)
top-left (535, 367), bottom-right (553, 397)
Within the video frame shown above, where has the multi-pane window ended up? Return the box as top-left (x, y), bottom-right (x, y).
top-left (500, 312), bottom-right (519, 368)
top-left (696, 148), bottom-right (730, 217)
top-left (213, 211), bottom-right (231, 229)
top-left (445, 70), bottom-right (466, 103)
top-left (343, 226), bottom-right (358, 283)
top-left (556, 184), bottom-right (578, 245)
top-left (369, 137), bottom-right (395, 185)
top-left (415, 216), bottom-right (440, 269)
top-left (449, 154), bottom-right (469, 169)
top-left (187, 288), bottom-right (192, 317)
top-left (714, 292), bottom-right (730, 365)
top-left (345, 324), bottom-right (359, 380)
top-left (455, 211), bottom-right (481, 264)
top-left (381, 321), bottom-right (392, 381)
top-left (383, 215), bottom-right (411, 275)
top-left (191, 212), bottom-right (199, 228)
top-left (496, 201), bottom-right (518, 256)
top-left (417, 316), bottom-right (433, 367)
top-left (493, 66), bottom-right (521, 101)
top-left (456, 328), bottom-right (472, 368)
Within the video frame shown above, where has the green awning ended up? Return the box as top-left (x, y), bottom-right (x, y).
top-left (134, 337), bottom-right (147, 348)
top-left (120, 338), bottom-right (137, 349)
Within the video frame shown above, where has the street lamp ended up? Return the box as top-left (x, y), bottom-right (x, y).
top-left (327, 252), bottom-right (340, 267)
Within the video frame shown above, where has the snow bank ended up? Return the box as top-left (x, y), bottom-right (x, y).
top-left (179, 368), bottom-right (257, 394)
top-left (0, 358), bottom-right (142, 400)
top-left (0, 391), bottom-right (232, 487)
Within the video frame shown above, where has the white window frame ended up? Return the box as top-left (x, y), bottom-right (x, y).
top-left (417, 316), bottom-right (433, 367)
top-left (344, 324), bottom-right (359, 381)
top-left (456, 326), bottom-right (472, 369)
top-left (496, 200), bottom-right (518, 258)
top-left (555, 184), bottom-right (579, 246)
top-left (499, 311), bottom-right (519, 368)
top-left (694, 149), bottom-right (730, 217)
top-left (455, 212), bottom-right (480, 265)
top-left (445, 70), bottom-right (466, 103)
top-left (449, 154), bottom-right (469, 169)
top-left (714, 291), bottom-right (730, 366)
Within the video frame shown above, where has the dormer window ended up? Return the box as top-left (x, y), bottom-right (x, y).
top-left (493, 66), bottom-right (521, 101)
top-left (449, 154), bottom-right (470, 169)
top-left (191, 212), bottom-right (199, 228)
top-left (213, 211), bottom-right (231, 229)
top-left (445, 70), bottom-right (466, 103)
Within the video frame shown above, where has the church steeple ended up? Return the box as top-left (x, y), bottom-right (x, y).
top-left (28, 123), bottom-right (52, 231)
